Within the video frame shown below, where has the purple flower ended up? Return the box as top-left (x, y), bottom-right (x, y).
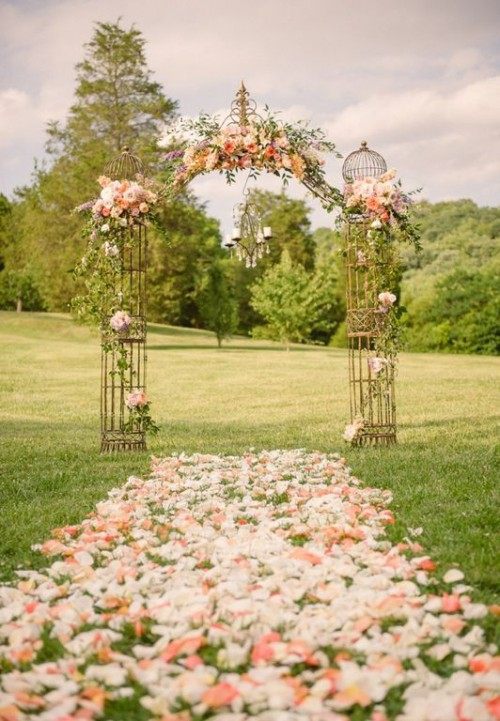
top-left (75, 200), bottom-right (95, 213)
top-left (162, 150), bottom-right (185, 162)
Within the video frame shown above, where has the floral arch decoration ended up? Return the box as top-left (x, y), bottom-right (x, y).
top-left (161, 82), bottom-right (344, 213)
top-left (75, 82), bottom-right (420, 452)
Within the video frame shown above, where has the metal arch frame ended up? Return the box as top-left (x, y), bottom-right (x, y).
top-left (95, 88), bottom-right (398, 453)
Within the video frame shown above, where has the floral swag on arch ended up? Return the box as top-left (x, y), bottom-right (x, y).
top-left (161, 84), bottom-right (343, 212)
top-left (74, 83), bottom-right (420, 450)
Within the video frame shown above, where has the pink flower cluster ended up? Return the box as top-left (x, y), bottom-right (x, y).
top-left (344, 169), bottom-right (410, 224)
top-left (176, 123), bottom-right (323, 186)
top-left (90, 176), bottom-right (159, 228)
top-left (109, 310), bottom-right (131, 332)
top-left (377, 291), bottom-right (397, 314)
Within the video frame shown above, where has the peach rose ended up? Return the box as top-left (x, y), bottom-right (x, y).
top-left (126, 389), bottom-right (148, 409)
top-left (238, 155), bottom-right (252, 169)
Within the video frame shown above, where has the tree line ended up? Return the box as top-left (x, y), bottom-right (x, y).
top-left (0, 20), bottom-right (498, 355)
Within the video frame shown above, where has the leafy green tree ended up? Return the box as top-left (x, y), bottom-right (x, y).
top-left (147, 199), bottom-right (222, 326)
top-left (250, 250), bottom-right (338, 348)
top-left (406, 265), bottom-right (499, 355)
top-left (0, 194), bottom-right (13, 272)
top-left (311, 226), bottom-right (346, 344)
top-left (46, 20), bottom-right (176, 165)
top-left (401, 199), bottom-right (500, 354)
top-left (0, 270), bottom-right (46, 312)
top-left (13, 20), bottom-right (177, 311)
top-left (197, 258), bottom-right (238, 347)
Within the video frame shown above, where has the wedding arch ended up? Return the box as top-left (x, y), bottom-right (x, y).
top-left (75, 83), bottom-right (419, 452)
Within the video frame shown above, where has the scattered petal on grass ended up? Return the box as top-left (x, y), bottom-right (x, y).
top-left (0, 450), bottom-right (498, 720)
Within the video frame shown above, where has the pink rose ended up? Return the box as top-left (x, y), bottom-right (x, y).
top-left (109, 310), bottom-right (131, 333)
top-left (126, 389), bottom-right (148, 409)
top-left (238, 155), bottom-right (252, 169)
top-left (101, 207), bottom-right (110, 217)
top-left (139, 202), bottom-right (149, 213)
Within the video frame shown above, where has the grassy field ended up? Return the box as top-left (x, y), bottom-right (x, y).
top-left (0, 311), bottom-right (499, 605)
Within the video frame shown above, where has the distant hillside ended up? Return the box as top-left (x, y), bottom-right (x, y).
top-left (400, 200), bottom-right (500, 354)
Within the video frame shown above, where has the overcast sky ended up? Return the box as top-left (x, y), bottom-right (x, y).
top-left (1, 0), bottom-right (499, 230)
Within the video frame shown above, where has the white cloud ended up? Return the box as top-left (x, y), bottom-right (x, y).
top-left (322, 77), bottom-right (500, 207)
top-left (325, 77), bottom-right (500, 146)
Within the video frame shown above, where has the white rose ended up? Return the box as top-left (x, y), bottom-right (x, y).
top-left (103, 242), bottom-right (119, 257)
top-left (101, 223), bottom-right (110, 233)
top-left (371, 218), bottom-right (382, 229)
top-left (378, 291), bottom-right (397, 307)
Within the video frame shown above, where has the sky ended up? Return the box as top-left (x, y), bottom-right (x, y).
top-left (1, 0), bottom-right (499, 230)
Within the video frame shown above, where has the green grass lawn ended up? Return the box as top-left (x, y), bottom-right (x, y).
top-left (0, 311), bottom-right (499, 605)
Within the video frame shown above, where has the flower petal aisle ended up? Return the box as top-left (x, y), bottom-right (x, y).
top-left (0, 451), bottom-right (498, 721)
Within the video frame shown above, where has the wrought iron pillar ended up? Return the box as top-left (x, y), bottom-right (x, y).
top-left (100, 148), bottom-right (148, 453)
top-left (345, 221), bottom-right (396, 445)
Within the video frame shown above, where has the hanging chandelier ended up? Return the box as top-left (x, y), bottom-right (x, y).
top-left (222, 190), bottom-right (272, 267)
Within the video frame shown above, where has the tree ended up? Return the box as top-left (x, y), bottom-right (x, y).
top-left (12, 20), bottom-right (177, 311)
top-left (401, 199), bottom-right (500, 355)
top-left (228, 189), bottom-right (317, 334)
top-left (0, 270), bottom-right (46, 312)
top-left (197, 259), bottom-right (238, 347)
top-left (247, 189), bottom-right (316, 269)
top-left (406, 265), bottom-right (500, 355)
top-left (46, 20), bottom-right (176, 165)
top-left (147, 199), bottom-right (223, 327)
top-left (0, 194), bottom-right (13, 272)
top-left (250, 250), bottom-right (338, 348)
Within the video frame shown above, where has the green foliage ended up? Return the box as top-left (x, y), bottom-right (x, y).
top-left (46, 20), bottom-right (176, 164)
top-left (247, 189), bottom-right (316, 269)
top-left (0, 269), bottom-right (46, 312)
top-left (250, 250), bottom-right (340, 348)
top-left (147, 199), bottom-right (222, 327)
top-left (402, 200), bottom-right (500, 354)
top-left (0, 193), bottom-right (13, 271)
top-left (197, 258), bottom-right (238, 347)
top-left (406, 266), bottom-right (500, 354)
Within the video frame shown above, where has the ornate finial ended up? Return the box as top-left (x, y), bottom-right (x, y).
top-left (223, 82), bottom-right (261, 127)
top-left (361, 140), bottom-right (368, 148)
top-left (236, 82), bottom-right (249, 125)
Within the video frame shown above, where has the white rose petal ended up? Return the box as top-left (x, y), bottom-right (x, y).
top-left (443, 569), bottom-right (465, 584)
